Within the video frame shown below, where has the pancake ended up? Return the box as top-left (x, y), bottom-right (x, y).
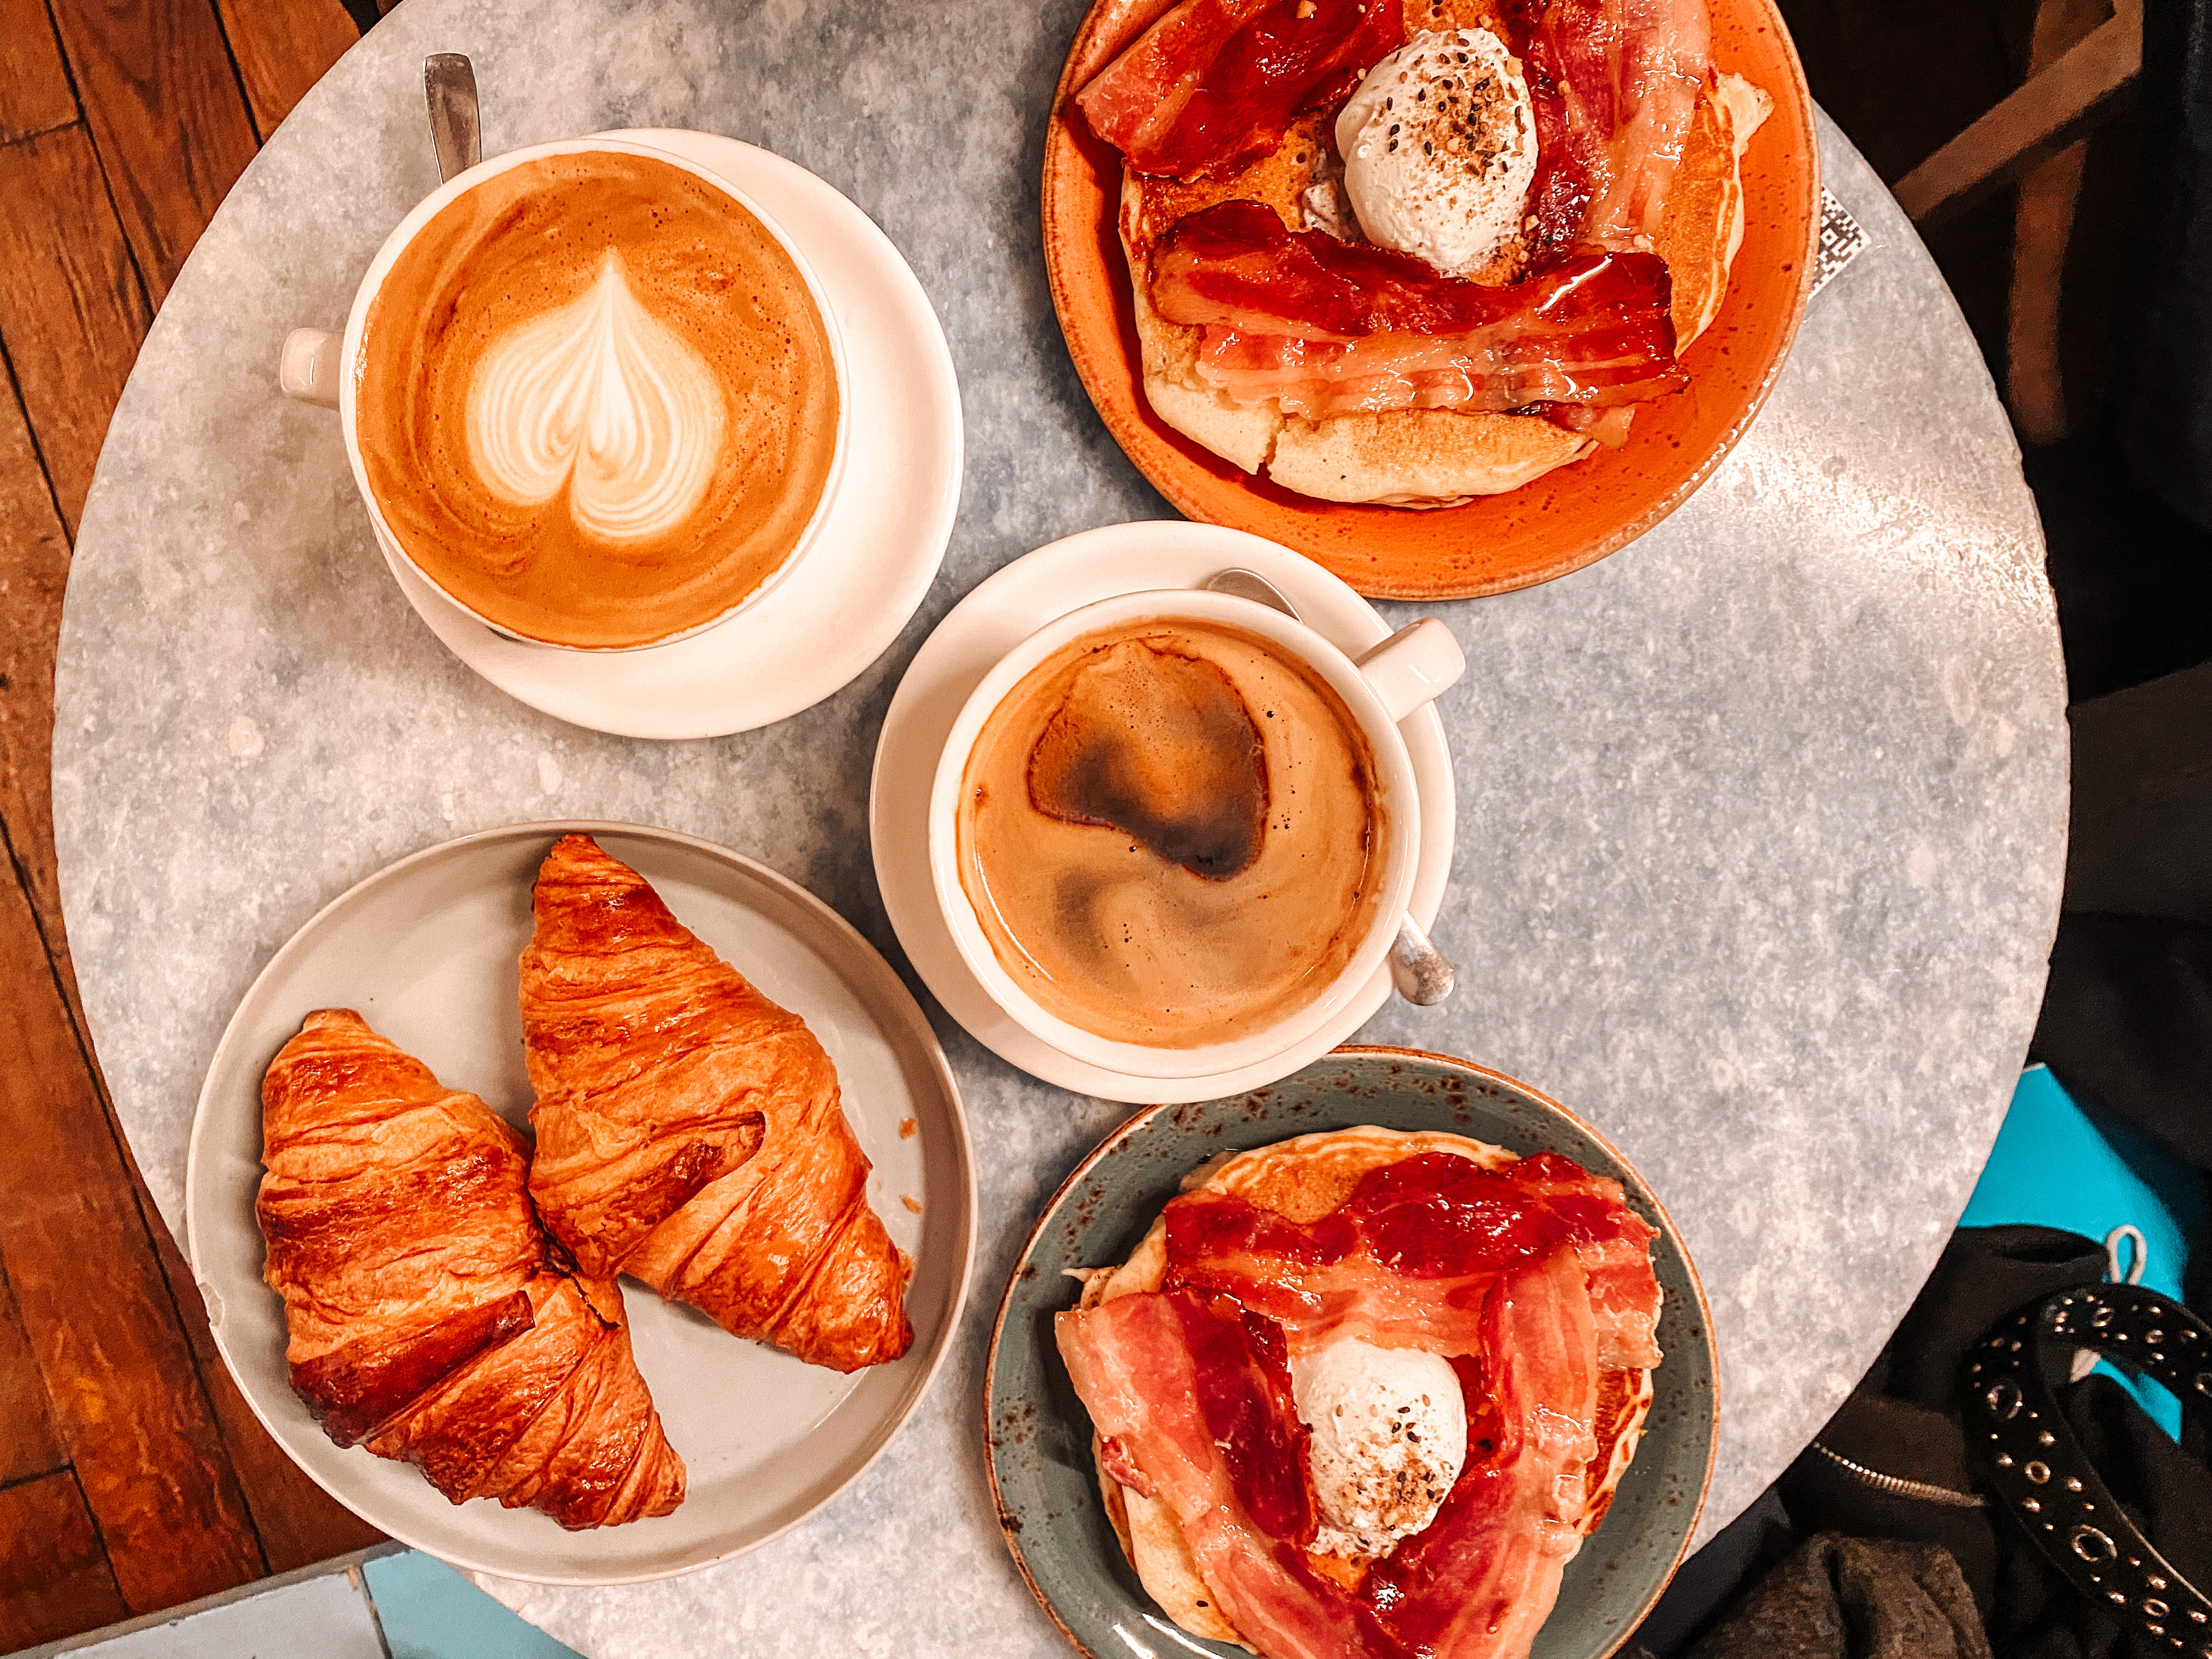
top-left (1073, 1126), bottom-right (1658, 1650)
top-left (1115, 10), bottom-right (1772, 508)
top-left (1663, 71), bottom-right (1774, 345)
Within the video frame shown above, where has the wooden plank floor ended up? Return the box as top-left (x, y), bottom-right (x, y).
top-left (0, 3), bottom-right (383, 1650)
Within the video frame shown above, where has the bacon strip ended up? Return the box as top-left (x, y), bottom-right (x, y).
top-left (1076, 0), bottom-right (1400, 179)
top-left (1153, 200), bottom-right (1627, 339)
top-left (1364, 1251), bottom-right (1602, 1656)
top-left (1149, 201), bottom-right (1684, 417)
top-left (1056, 1290), bottom-right (1384, 1659)
top-left (1187, 323), bottom-right (1681, 419)
top-left (1499, 0), bottom-right (1712, 263)
top-left (1163, 1149), bottom-right (1663, 1369)
top-left (1581, 1233), bottom-right (1666, 1368)
top-left (1057, 1253), bottom-right (1615, 1658)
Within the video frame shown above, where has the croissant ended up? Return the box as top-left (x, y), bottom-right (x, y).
top-left (257, 1009), bottom-right (685, 1529)
top-left (520, 834), bottom-right (913, 1372)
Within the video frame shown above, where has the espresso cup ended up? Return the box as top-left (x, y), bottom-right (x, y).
top-left (928, 589), bottom-right (1464, 1081)
top-left (278, 134), bottom-right (850, 653)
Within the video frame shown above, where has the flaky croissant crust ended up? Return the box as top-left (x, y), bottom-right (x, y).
top-left (522, 834), bottom-right (913, 1373)
top-left (257, 1008), bottom-right (686, 1530)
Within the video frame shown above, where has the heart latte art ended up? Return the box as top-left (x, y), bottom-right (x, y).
top-left (467, 252), bottom-right (726, 548)
top-left (356, 151), bottom-right (840, 650)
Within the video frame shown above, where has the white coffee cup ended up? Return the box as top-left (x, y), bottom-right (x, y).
top-left (278, 134), bottom-right (850, 653)
top-left (928, 588), bottom-right (1465, 1081)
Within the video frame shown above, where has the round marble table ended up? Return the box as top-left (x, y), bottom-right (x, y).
top-left (52, 2), bottom-right (2066, 1654)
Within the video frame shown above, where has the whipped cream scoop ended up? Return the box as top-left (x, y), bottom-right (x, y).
top-left (1289, 1336), bottom-right (1468, 1559)
top-left (1334, 29), bottom-right (1538, 278)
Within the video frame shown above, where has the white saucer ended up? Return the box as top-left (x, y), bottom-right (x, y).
top-left (385, 130), bottom-right (963, 740)
top-left (868, 522), bottom-right (1455, 1104)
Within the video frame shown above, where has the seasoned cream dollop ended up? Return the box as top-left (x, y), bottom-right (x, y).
top-left (1335, 29), bottom-right (1539, 277)
top-left (1289, 1336), bottom-right (1469, 1559)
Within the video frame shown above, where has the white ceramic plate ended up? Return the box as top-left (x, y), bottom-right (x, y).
top-left (383, 131), bottom-right (964, 740)
top-left (184, 821), bottom-right (975, 1584)
top-left (867, 522), bottom-right (1456, 1103)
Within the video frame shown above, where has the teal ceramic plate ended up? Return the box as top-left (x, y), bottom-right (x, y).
top-left (983, 1046), bottom-right (1718, 1659)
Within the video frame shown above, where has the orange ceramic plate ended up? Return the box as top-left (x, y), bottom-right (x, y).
top-left (1041, 1), bottom-right (1820, 600)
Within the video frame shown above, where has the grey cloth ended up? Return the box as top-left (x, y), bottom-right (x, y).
top-left (1685, 1535), bottom-right (1993, 1659)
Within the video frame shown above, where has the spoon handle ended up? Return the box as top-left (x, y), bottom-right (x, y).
top-left (1204, 568), bottom-right (1458, 1009)
top-left (1389, 914), bottom-right (1455, 1006)
top-left (425, 54), bottom-right (482, 184)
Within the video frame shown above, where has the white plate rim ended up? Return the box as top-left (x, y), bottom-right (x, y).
top-left (867, 521), bottom-right (1457, 1103)
top-left (183, 817), bottom-right (978, 1584)
top-left (381, 131), bottom-right (964, 740)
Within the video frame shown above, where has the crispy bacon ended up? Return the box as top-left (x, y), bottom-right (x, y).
top-left (1149, 201), bottom-right (1684, 417)
top-left (1498, 0), bottom-right (1712, 263)
top-left (1579, 1235), bottom-right (1665, 1368)
top-left (1097, 1434), bottom-right (1154, 1497)
top-left (1503, 0), bottom-right (1602, 269)
top-left (1154, 200), bottom-right (1619, 340)
top-left (1175, 1291), bottom-right (1320, 1544)
top-left (1088, 0), bottom-right (1717, 432)
top-left (1057, 1251), bottom-right (1613, 1659)
top-left (1077, 0), bottom-right (1402, 179)
top-left (1187, 324), bottom-right (1681, 419)
top-left (1363, 1251), bottom-right (1602, 1656)
top-left (1163, 1149), bottom-right (1663, 1368)
top-left (1057, 1290), bottom-right (1384, 1659)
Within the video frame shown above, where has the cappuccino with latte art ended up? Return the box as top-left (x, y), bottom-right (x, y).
top-left (356, 149), bottom-right (840, 650)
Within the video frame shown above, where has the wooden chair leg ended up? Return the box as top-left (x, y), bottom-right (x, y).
top-left (2007, 0), bottom-right (2114, 445)
top-left (1894, 0), bottom-right (2141, 228)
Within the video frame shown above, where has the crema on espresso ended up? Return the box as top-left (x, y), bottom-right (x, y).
top-left (956, 619), bottom-right (1389, 1049)
top-left (356, 151), bottom-right (839, 649)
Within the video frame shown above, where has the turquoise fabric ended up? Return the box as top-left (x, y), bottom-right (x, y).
top-left (363, 1550), bottom-right (584, 1659)
top-left (1960, 1065), bottom-right (2207, 1436)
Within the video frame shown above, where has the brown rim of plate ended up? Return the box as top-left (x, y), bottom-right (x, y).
top-left (982, 1090), bottom-right (1164, 1658)
top-left (1040, 1), bottom-right (1822, 602)
top-left (981, 1042), bottom-right (1722, 1659)
top-left (1333, 1043), bottom-right (1722, 1651)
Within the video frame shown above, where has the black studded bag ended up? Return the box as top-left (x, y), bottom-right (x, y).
top-left (1642, 1224), bottom-right (2212, 1659)
top-left (1965, 1284), bottom-right (2212, 1655)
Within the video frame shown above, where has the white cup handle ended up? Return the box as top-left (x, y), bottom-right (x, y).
top-left (1355, 619), bottom-right (1465, 723)
top-left (279, 327), bottom-right (343, 409)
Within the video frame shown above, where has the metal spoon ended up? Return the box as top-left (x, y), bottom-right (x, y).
top-left (425, 54), bottom-right (482, 184)
top-left (1204, 568), bottom-right (1457, 1007)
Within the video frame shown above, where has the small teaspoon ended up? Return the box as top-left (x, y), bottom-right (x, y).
top-left (425, 53), bottom-right (482, 184)
top-left (1203, 568), bottom-right (1456, 1007)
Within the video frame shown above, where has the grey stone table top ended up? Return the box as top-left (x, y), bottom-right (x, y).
top-left (52, 2), bottom-right (2065, 1653)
